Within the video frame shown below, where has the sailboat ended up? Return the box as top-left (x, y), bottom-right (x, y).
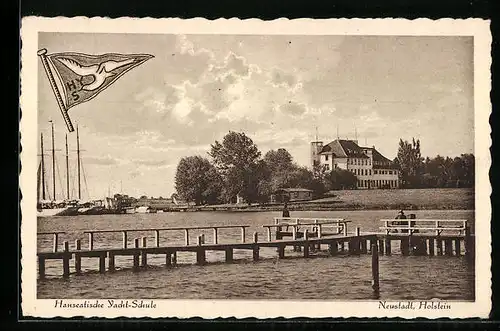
top-left (36, 122), bottom-right (77, 217)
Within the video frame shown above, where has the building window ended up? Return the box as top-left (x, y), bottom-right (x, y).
top-left (325, 154), bottom-right (329, 161)
top-left (325, 164), bottom-right (330, 171)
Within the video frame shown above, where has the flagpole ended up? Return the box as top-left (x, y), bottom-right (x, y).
top-left (37, 48), bottom-right (75, 132)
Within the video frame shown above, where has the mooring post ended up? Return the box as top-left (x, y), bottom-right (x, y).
top-left (62, 241), bottom-right (70, 278)
top-left (292, 225), bottom-right (297, 240)
top-left (343, 222), bottom-right (348, 236)
top-left (201, 233), bottom-right (205, 245)
top-left (371, 243), bottom-right (380, 296)
top-left (53, 233), bottom-right (59, 253)
top-left (38, 256), bottom-right (45, 279)
top-left (133, 238), bottom-right (140, 271)
top-left (253, 232), bottom-right (259, 261)
top-left (267, 227), bottom-right (272, 242)
top-left (196, 235), bottom-right (205, 265)
top-left (122, 231), bottom-right (127, 249)
top-left (303, 229), bottom-right (309, 258)
top-left (361, 238), bottom-right (368, 254)
top-left (74, 239), bottom-right (81, 275)
top-left (184, 229), bottom-right (190, 246)
top-left (88, 232), bottom-right (94, 251)
top-left (141, 236), bottom-right (148, 268)
top-left (155, 230), bottom-right (160, 247)
top-left (213, 228), bottom-right (218, 244)
top-left (225, 247), bottom-right (233, 263)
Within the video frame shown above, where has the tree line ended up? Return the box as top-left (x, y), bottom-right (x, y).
top-left (174, 131), bottom-right (356, 205)
top-left (396, 138), bottom-right (475, 189)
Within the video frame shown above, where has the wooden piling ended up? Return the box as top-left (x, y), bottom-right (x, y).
top-left (428, 238), bottom-right (435, 256)
top-left (213, 228), bottom-right (218, 244)
top-left (38, 256), bottom-right (45, 279)
top-left (371, 243), bottom-right (380, 295)
top-left (454, 238), bottom-right (461, 256)
top-left (109, 252), bottom-right (115, 272)
top-left (196, 235), bottom-right (205, 265)
top-left (133, 238), bottom-right (140, 271)
top-left (99, 253), bottom-right (106, 273)
top-left (122, 231), bottom-right (127, 249)
top-left (328, 240), bottom-right (338, 256)
top-left (378, 240), bottom-right (384, 255)
top-left (277, 244), bottom-right (285, 259)
top-left (436, 238), bottom-right (443, 256)
top-left (165, 251), bottom-right (172, 266)
top-left (225, 248), bottom-right (233, 263)
top-left (384, 239), bottom-right (391, 255)
top-left (141, 236), bottom-right (148, 267)
top-left (361, 239), bottom-right (368, 254)
top-left (267, 227), bottom-right (272, 242)
top-left (401, 239), bottom-right (409, 256)
top-left (252, 232), bottom-right (259, 261)
top-left (88, 232), bottom-right (94, 251)
top-left (464, 225), bottom-right (472, 257)
top-left (444, 239), bottom-right (453, 256)
top-left (303, 229), bottom-right (309, 258)
top-left (62, 241), bottom-right (70, 278)
top-left (171, 251), bottom-right (177, 265)
top-left (340, 241), bottom-right (345, 252)
top-left (155, 230), bottom-right (160, 247)
top-left (74, 239), bottom-right (81, 275)
top-left (53, 233), bottom-right (59, 253)
top-left (184, 229), bottom-right (190, 246)
top-left (241, 226), bottom-right (246, 243)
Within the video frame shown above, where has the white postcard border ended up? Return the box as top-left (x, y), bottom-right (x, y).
top-left (20, 17), bottom-right (492, 319)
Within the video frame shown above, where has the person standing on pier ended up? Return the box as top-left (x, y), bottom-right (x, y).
top-left (282, 202), bottom-right (290, 218)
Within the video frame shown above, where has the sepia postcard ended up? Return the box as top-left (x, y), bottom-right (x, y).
top-left (20, 17), bottom-right (492, 319)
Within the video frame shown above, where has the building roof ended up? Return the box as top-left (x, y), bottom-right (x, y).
top-left (319, 139), bottom-right (368, 158)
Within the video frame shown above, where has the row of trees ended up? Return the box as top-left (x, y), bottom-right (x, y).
top-left (175, 131), bottom-right (356, 205)
top-left (396, 138), bottom-right (475, 188)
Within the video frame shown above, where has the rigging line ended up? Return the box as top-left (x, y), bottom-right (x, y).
top-left (55, 155), bottom-right (65, 201)
top-left (70, 159), bottom-right (77, 200)
top-left (81, 159), bottom-right (91, 200)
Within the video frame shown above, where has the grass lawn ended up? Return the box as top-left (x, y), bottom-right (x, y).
top-left (310, 188), bottom-right (474, 210)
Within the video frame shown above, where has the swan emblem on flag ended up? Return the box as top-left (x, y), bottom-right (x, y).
top-left (57, 57), bottom-right (136, 91)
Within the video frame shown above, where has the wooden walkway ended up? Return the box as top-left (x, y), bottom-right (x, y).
top-left (37, 217), bottom-right (474, 293)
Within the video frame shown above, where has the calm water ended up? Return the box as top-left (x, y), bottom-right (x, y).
top-left (37, 210), bottom-right (475, 300)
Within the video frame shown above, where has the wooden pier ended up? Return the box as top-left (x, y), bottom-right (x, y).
top-left (37, 218), bottom-right (474, 293)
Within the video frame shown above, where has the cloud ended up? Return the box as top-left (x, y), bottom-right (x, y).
top-left (133, 159), bottom-right (172, 168)
top-left (268, 67), bottom-right (298, 89)
top-left (85, 155), bottom-right (119, 166)
top-left (278, 101), bottom-right (307, 117)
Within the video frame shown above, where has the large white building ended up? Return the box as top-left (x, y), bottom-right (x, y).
top-left (311, 139), bottom-right (400, 189)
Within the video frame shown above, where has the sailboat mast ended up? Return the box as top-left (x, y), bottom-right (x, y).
top-left (50, 121), bottom-right (56, 201)
top-left (65, 133), bottom-right (70, 200)
top-left (77, 125), bottom-right (81, 200)
top-left (40, 133), bottom-right (46, 200)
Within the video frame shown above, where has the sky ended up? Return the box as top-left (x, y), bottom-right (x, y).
top-left (37, 33), bottom-right (474, 200)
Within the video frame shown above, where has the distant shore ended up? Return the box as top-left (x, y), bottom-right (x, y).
top-left (166, 188), bottom-right (474, 213)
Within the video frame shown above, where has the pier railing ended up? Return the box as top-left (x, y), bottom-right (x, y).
top-left (265, 218), bottom-right (351, 241)
top-left (38, 225), bottom-right (250, 253)
top-left (379, 219), bottom-right (468, 236)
